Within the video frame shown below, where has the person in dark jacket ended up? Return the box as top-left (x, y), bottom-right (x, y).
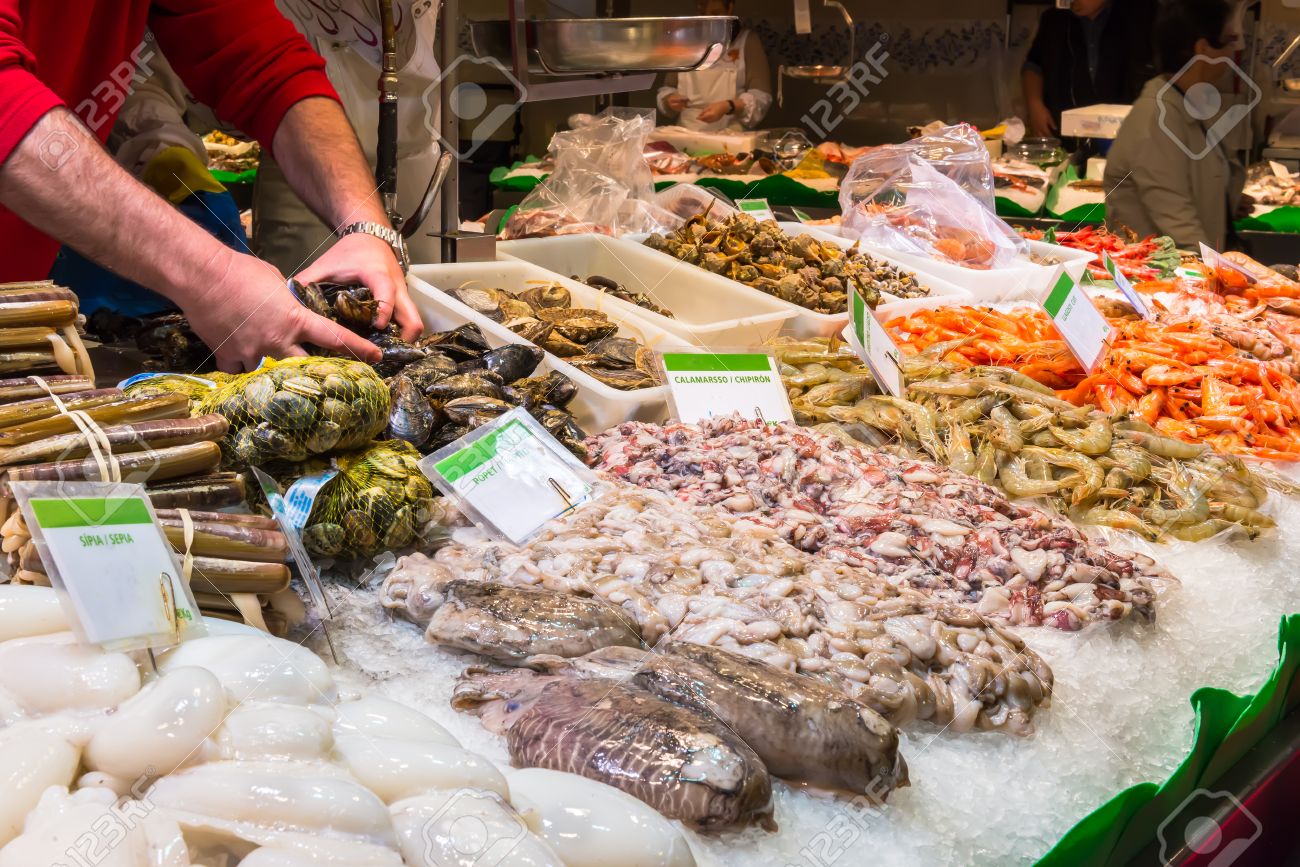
top-left (1022, 0), bottom-right (1158, 137)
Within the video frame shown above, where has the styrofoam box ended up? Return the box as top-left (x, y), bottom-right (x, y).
top-left (797, 224), bottom-right (1093, 303)
top-left (408, 261), bottom-right (690, 433)
top-left (497, 234), bottom-right (796, 347)
top-left (1059, 103), bottom-right (1132, 140)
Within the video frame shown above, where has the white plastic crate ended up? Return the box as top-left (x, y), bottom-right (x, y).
top-left (408, 261), bottom-right (690, 434)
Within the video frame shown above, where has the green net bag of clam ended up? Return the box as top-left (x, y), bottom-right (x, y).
top-left (197, 357), bottom-right (389, 466)
top-left (296, 441), bottom-right (436, 558)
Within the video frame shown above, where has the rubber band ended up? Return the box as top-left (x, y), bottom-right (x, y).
top-left (26, 375), bottom-right (121, 483)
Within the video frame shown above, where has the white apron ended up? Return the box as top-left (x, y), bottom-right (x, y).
top-left (678, 30), bottom-right (748, 132)
top-left (274, 0), bottom-right (443, 261)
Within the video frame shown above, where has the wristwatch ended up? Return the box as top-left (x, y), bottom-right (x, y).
top-left (337, 221), bottom-right (409, 272)
top-left (726, 99), bottom-right (737, 115)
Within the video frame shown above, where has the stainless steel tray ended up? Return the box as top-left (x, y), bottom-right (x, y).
top-left (468, 16), bottom-right (733, 75)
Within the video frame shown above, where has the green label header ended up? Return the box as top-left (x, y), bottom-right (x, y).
top-left (662, 353), bottom-right (772, 373)
top-left (30, 497), bottom-right (152, 528)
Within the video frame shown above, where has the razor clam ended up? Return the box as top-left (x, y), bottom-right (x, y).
top-left (535, 642), bottom-right (906, 798)
top-left (453, 668), bottom-right (775, 830)
top-left (425, 581), bottom-right (641, 662)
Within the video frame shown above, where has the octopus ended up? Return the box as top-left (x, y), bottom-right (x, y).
top-left (586, 418), bottom-right (1165, 630)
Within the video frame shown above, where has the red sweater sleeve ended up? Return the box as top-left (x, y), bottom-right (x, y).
top-left (148, 0), bottom-right (340, 154)
top-left (0, 4), bottom-right (66, 166)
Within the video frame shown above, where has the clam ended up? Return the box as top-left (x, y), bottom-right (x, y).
top-left (304, 419), bottom-right (343, 453)
top-left (267, 390), bottom-right (319, 432)
top-left (320, 397), bottom-right (360, 428)
top-left (442, 395), bottom-right (512, 428)
top-left (341, 509), bottom-right (378, 552)
top-left (419, 324), bottom-right (490, 360)
top-left (536, 308), bottom-right (618, 343)
top-left (425, 371), bottom-right (504, 402)
top-left (303, 522), bottom-right (345, 556)
top-left (515, 371), bottom-right (579, 408)
top-left (480, 344), bottom-right (544, 382)
top-left (386, 376), bottom-right (434, 446)
top-left (243, 374), bottom-right (277, 415)
top-left (280, 375), bottom-right (324, 399)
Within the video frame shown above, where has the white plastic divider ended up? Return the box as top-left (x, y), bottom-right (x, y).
top-left (794, 223), bottom-right (1093, 303)
top-left (408, 260), bottom-right (690, 434)
top-left (497, 234), bottom-right (796, 348)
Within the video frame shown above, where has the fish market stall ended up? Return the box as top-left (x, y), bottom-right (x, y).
top-left (4, 111), bottom-right (1300, 867)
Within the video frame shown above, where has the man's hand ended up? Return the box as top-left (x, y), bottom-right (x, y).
top-left (665, 92), bottom-right (690, 113)
top-left (1235, 193), bottom-right (1256, 220)
top-left (295, 232), bottom-right (421, 341)
top-left (696, 101), bottom-right (732, 124)
top-left (190, 248), bottom-right (382, 372)
top-left (1028, 101), bottom-right (1057, 138)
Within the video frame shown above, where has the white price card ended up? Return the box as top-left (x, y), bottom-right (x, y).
top-left (846, 287), bottom-right (904, 396)
top-left (736, 198), bottom-right (776, 222)
top-left (1199, 242), bottom-right (1256, 285)
top-left (661, 352), bottom-right (793, 425)
top-left (422, 409), bottom-right (594, 546)
top-left (11, 482), bottom-right (202, 652)
top-left (1102, 251), bottom-right (1152, 320)
top-left (1042, 267), bottom-right (1112, 372)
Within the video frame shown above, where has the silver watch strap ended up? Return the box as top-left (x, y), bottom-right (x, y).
top-left (337, 221), bottom-right (409, 271)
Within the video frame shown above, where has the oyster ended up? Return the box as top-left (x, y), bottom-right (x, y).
top-left (453, 669), bottom-right (775, 831)
top-left (580, 274), bottom-right (675, 319)
top-left (519, 281), bottom-right (570, 309)
top-left (450, 285), bottom-right (506, 322)
top-left (536, 308), bottom-right (618, 343)
top-left (425, 581), bottom-right (642, 663)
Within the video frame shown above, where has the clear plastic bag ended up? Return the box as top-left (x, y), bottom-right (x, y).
top-left (501, 109), bottom-right (664, 239)
top-left (840, 156), bottom-right (1028, 270)
top-left (840, 123), bottom-right (997, 211)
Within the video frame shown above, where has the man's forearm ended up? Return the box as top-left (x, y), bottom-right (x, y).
top-left (1022, 68), bottom-right (1046, 108)
top-left (271, 97), bottom-right (390, 235)
top-left (0, 108), bottom-right (234, 304)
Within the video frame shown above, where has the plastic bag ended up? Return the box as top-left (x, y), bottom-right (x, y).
top-left (197, 357), bottom-right (389, 466)
top-left (295, 441), bottom-right (436, 559)
top-left (840, 123), bottom-right (997, 211)
top-left (501, 110), bottom-right (663, 239)
top-left (840, 157), bottom-right (1028, 270)
top-left (652, 184), bottom-right (738, 223)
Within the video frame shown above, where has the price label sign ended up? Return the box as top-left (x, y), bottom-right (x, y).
top-left (846, 287), bottom-right (904, 396)
top-left (1042, 267), bottom-right (1112, 372)
top-left (1102, 251), bottom-right (1153, 320)
top-left (736, 198), bottom-right (776, 222)
top-left (661, 352), bottom-right (793, 424)
top-left (422, 408), bottom-right (593, 546)
top-left (11, 482), bottom-right (202, 652)
top-left (1199, 242), bottom-right (1256, 285)
top-left (251, 467), bottom-right (331, 618)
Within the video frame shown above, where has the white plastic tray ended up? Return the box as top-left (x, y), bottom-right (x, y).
top-left (616, 224), bottom-right (971, 340)
top-left (409, 261), bottom-right (688, 434)
top-left (797, 224), bottom-right (1092, 303)
top-left (497, 234), bottom-right (796, 347)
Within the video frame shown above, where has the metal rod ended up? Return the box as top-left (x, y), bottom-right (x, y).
top-left (377, 0), bottom-right (400, 224)
top-left (439, 0), bottom-right (460, 248)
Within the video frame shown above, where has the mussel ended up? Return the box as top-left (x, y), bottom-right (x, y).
top-left (418, 324), bottom-right (490, 361)
top-left (513, 371), bottom-right (578, 409)
top-left (425, 371), bottom-right (505, 402)
top-left (479, 344), bottom-right (543, 382)
top-left (387, 375), bottom-right (435, 446)
top-left (442, 395), bottom-right (512, 428)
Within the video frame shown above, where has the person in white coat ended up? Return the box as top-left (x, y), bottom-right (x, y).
top-left (656, 0), bottom-right (772, 131)
top-left (255, 0), bottom-right (443, 274)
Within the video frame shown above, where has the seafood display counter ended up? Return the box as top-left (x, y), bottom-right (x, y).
top-left (0, 232), bottom-right (1298, 867)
